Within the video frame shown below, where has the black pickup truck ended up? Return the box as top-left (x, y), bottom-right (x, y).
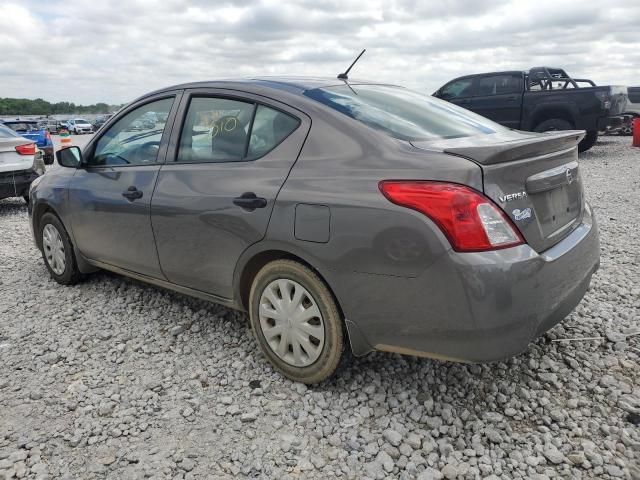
top-left (433, 67), bottom-right (628, 152)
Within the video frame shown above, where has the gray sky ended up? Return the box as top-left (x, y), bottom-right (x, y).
top-left (1, 0), bottom-right (638, 104)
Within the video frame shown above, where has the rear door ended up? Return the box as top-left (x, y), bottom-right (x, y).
top-left (151, 89), bottom-right (310, 299)
top-left (67, 93), bottom-right (181, 277)
top-left (470, 74), bottom-right (524, 128)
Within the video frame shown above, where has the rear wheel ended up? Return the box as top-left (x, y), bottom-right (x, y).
top-left (249, 260), bottom-right (347, 384)
top-left (39, 213), bottom-right (82, 285)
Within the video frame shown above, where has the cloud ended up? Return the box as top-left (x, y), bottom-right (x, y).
top-left (0, 0), bottom-right (638, 104)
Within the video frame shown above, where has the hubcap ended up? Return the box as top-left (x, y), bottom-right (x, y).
top-left (258, 279), bottom-right (325, 367)
top-left (42, 224), bottom-right (66, 275)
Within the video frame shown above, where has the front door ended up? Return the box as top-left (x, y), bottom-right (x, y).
top-left (151, 89), bottom-right (310, 298)
top-left (68, 95), bottom-right (180, 277)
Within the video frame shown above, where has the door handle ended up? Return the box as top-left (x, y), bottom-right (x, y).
top-left (506, 96), bottom-right (517, 102)
top-left (122, 186), bottom-right (143, 201)
top-left (233, 192), bottom-right (267, 211)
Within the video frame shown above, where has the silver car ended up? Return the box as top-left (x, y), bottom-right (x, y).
top-left (0, 124), bottom-right (45, 202)
top-left (28, 78), bottom-right (599, 384)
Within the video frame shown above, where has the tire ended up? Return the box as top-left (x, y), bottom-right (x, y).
top-left (23, 195), bottom-right (29, 204)
top-left (39, 212), bottom-right (82, 285)
top-left (533, 118), bottom-right (573, 133)
top-left (578, 131), bottom-right (598, 153)
top-left (249, 260), bottom-right (347, 384)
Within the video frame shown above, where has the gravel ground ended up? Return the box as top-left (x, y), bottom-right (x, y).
top-left (0, 136), bottom-right (638, 480)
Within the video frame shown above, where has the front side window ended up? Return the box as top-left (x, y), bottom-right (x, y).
top-left (90, 97), bottom-right (174, 167)
top-left (440, 79), bottom-right (475, 100)
top-left (177, 97), bottom-right (299, 163)
top-left (305, 84), bottom-right (504, 141)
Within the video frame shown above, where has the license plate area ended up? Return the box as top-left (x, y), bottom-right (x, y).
top-left (532, 182), bottom-right (582, 239)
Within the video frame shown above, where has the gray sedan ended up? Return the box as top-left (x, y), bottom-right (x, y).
top-left (28, 78), bottom-right (599, 384)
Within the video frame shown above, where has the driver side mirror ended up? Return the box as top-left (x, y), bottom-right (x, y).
top-left (56, 146), bottom-right (82, 168)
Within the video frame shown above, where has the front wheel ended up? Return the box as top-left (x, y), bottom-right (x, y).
top-left (249, 260), bottom-right (347, 384)
top-left (39, 213), bottom-right (82, 285)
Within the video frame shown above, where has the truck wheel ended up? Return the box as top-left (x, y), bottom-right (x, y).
top-left (533, 118), bottom-right (573, 133)
top-left (249, 260), bottom-right (348, 384)
top-left (578, 131), bottom-right (598, 153)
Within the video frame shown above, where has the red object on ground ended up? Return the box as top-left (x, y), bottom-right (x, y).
top-left (633, 118), bottom-right (640, 147)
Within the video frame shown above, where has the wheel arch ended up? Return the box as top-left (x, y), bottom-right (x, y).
top-left (234, 247), bottom-right (373, 357)
top-left (530, 107), bottom-right (576, 130)
top-left (32, 200), bottom-right (97, 274)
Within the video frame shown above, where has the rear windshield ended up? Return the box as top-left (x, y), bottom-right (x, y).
top-left (4, 122), bottom-right (39, 132)
top-left (304, 84), bottom-right (504, 141)
top-left (0, 125), bottom-right (21, 139)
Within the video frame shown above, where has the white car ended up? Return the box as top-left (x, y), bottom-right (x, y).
top-left (67, 118), bottom-right (94, 134)
top-left (0, 124), bottom-right (45, 202)
top-left (621, 87), bottom-right (639, 134)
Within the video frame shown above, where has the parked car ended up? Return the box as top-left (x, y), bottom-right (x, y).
top-left (42, 120), bottom-right (65, 134)
top-left (2, 120), bottom-right (54, 164)
top-left (0, 124), bottom-right (45, 202)
top-left (619, 87), bottom-right (640, 135)
top-left (434, 67), bottom-right (628, 152)
top-left (29, 78), bottom-right (600, 383)
top-left (93, 114), bottom-right (114, 131)
top-left (67, 118), bottom-right (94, 134)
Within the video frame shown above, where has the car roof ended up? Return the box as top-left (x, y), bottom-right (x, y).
top-left (140, 77), bottom-right (395, 99)
top-left (445, 71), bottom-right (525, 83)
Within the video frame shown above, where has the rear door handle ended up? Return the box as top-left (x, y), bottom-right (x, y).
top-left (233, 192), bottom-right (267, 211)
top-left (122, 186), bottom-right (143, 201)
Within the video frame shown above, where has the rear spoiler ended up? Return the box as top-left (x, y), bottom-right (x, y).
top-left (412, 130), bottom-right (585, 165)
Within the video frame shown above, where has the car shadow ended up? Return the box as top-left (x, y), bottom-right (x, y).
top-left (0, 198), bottom-right (29, 214)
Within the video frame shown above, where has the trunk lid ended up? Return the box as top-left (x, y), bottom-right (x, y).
top-left (412, 129), bottom-right (586, 252)
top-left (0, 138), bottom-right (35, 174)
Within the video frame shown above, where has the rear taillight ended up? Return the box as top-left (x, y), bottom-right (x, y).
top-left (15, 143), bottom-right (36, 156)
top-left (379, 181), bottom-right (524, 252)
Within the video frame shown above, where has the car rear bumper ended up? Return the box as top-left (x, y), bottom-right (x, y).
top-left (0, 169), bottom-right (39, 199)
top-left (343, 203), bottom-right (600, 362)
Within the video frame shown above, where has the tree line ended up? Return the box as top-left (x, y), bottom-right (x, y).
top-left (0, 97), bottom-right (123, 116)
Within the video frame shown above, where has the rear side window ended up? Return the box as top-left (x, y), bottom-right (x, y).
top-left (477, 75), bottom-right (522, 95)
top-left (247, 105), bottom-right (300, 160)
top-left (305, 84), bottom-right (504, 141)
top-left (439, 79), bottom-right (475, 100)
top-left (177, 97), bottom-right (299, 163)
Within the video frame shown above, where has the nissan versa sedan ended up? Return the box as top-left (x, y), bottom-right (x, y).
top-left (28, 78), bottom-right (600, 384)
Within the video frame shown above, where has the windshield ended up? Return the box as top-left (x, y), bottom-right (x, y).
top-left (74, 119), bottom-right (90, 125)
top-left (304, 84), bottom-right (505, 141)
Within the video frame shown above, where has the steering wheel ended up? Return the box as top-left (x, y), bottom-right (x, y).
top-left (132, 141), bottom-right (161, 163)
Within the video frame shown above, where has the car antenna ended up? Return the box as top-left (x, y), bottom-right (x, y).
top-left (337, 49), bottom-right (366, 80)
